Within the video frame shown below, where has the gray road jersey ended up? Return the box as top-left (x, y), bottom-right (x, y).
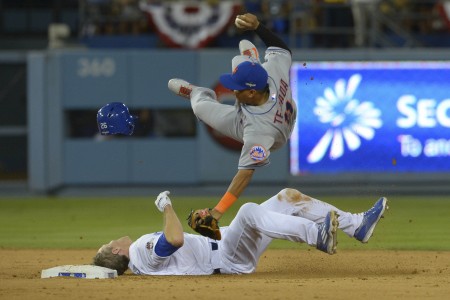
top-left (238, 47), bottom-right (297, 169)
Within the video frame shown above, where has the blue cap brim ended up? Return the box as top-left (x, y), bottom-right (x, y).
top-left (219, 74), bottom-right (248, 91)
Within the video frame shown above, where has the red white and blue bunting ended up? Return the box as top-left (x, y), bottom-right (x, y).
top-left (140, 1), bottom-right (241, 48)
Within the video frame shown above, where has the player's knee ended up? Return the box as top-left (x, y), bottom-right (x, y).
top-left (277, 188), bottom-right (305, 203)
top-left (239, 202), bottom-right (258, 212)
top-left (236, 203), bottom-right (259, 221)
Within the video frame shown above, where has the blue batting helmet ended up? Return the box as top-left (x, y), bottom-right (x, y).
top-left (97, 102), bottom-right (135, 135)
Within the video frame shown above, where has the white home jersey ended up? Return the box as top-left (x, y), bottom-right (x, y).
top-left (128, 232), bottom-right (219, 275)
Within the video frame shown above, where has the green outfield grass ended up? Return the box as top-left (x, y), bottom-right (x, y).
top-left (0, 195), bottom-right (449, 251)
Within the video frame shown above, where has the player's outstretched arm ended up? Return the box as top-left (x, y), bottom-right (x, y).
top-left (155, 191), bottom-right (184, 247)
top-left (210, 169), bottom-right (255, 220)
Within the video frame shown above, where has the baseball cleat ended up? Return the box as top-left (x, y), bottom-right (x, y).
top-left (316, 210), bottom-right (339, 255)
top-left (239, 39), bottom-right (260, 63)
top-left (168, 78), bottom-right (195, 99)
top-left (354, 197), bottom-right (388, 243)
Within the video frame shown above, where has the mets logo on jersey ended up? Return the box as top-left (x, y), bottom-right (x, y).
top-left (250, 145), bottom-right (267, 161)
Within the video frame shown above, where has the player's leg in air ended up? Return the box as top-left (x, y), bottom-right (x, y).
top-left (168, 79), bottom-right (242, 143)
top-left (260, 188), bottom-right (388, 243)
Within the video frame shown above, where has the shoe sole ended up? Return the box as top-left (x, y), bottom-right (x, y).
top-left (329, 211), bottom-right (339, 254)
top-left (239, 40), bottom-right (260, 62)
top-left (361, 197), bottom-right (388, 243)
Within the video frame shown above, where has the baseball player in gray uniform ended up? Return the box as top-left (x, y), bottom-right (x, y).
top-left (168, 13), bottom-right (297, 227)
top-left (93, 190), bottom-right (387, 275)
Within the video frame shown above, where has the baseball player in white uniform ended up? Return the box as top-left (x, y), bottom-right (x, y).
top-left (168, 13), bottom-right (297, 227)
top-left (93, 190), bottom-right (388, 275)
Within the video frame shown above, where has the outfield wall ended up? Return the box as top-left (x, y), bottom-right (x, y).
top-left (26, 48), bottom-right (450, 194)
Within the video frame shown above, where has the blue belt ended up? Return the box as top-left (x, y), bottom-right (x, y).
top-left (211, 242), bottom-right (221, 274)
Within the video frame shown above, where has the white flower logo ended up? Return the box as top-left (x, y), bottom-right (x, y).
top-left (307, 74), bottom-right (382, 163)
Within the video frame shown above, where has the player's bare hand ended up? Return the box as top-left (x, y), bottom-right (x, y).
top-left (234, 13), bottom-right (259, 31)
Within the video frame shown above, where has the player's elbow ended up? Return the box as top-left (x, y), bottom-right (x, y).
top-left (166, 235), bottom-right (184, 248)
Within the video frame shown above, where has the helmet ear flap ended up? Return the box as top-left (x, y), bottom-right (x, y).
top-left (126, 121), bottom-right (135, 135)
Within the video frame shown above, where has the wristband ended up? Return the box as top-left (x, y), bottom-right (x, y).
top-left (214, 192), bottom-right (238, 214)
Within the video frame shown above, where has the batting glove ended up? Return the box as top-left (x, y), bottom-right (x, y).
top-left (155, 191), bottom-right (172, 212)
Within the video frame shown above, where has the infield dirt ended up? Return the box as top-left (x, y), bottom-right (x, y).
top-left (1, 249), bottom-right (449, 300)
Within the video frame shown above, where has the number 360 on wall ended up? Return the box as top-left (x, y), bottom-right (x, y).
top-left (77, 57), bottom-right (116, 78)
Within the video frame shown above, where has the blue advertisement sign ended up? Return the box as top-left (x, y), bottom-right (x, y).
top-left (290, 61), bottom-right (450, 174)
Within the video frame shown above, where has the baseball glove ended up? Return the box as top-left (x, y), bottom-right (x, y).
top-left (187, 209), bottom-right (221, 240)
